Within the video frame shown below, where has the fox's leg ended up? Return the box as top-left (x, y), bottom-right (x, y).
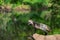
top-left (45, 32), bottom-right (48, 35)
top-left (30, 36), bottom-right (35, 40)
top-left (33, 27), bottom-right (36, 34)
top-left (43, 30), bottom-right (48, 35)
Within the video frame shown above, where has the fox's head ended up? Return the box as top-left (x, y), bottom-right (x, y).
top-left (28, 20), bottom-right (33, 25)
top-left (46, 26), bottom-right (51, 32)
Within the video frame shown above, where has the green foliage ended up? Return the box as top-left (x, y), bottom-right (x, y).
top-left (0, 0), bottom-right (4, 5)
top-left (23, 0), bottom-right (50, 5)
top-left (23, 0), bottom-right (42, 4)
top-left (4, 0), bottom-right (11, 4)
top-left (0, 0), bottom-right (60, 40)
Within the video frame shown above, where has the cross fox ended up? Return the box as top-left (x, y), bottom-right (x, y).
top-left (28, 20), bottom-right (51, 35)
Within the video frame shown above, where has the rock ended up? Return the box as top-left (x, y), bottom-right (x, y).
top-left (37, 35), bottom-right (45, 40)
top-left (14, 4), bottom-right (31, 13)
top-left (4, 5), bottom-right (11, 13)
top-left (33, 33), bottom-right (45, 40)
top-left (32, 33), bottom-right (60, 40)
top-left (55, 34), bottom-right (60, 40)
top-left (45, 35), bottom-right (56, 40)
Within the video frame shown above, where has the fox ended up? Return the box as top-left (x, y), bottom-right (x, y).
top-left (28, 20), bottom-right (51, 35)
